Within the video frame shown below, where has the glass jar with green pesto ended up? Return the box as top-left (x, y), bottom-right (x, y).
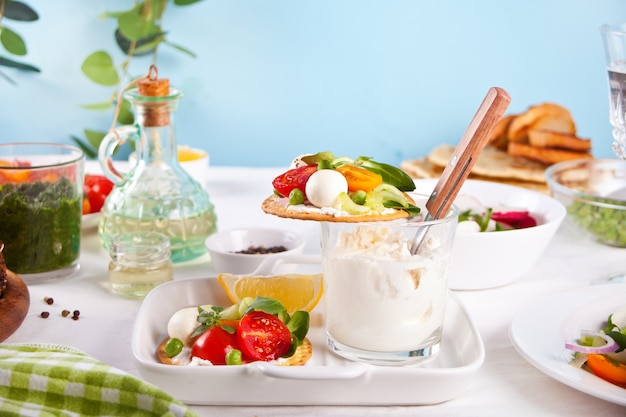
top-left (0, 143), bottom-right (84, 284)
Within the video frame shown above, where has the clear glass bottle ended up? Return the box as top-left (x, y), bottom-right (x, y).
top-left (108, 231), bottom-right (173, 298)
top-left (98, 71), bottom-right (217, 263)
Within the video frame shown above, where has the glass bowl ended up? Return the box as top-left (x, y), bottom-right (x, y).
top-left (0, 143), bottom-right (84, 283)
top-left (545, 158), bottom-right (626, 247)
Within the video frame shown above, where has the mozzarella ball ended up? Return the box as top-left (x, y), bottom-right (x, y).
top-left (305, 169), bottom-right (348, 208)
top-left (167, 307), bottom-right (201, 344)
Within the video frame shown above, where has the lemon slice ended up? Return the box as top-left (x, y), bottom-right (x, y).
top-left (217, 273), bottom-right (323, 313)
top-left (177, 146), bottom-right (205, 162)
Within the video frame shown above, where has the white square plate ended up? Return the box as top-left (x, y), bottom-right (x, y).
top-left (132, 277), bottom-right (485, 405)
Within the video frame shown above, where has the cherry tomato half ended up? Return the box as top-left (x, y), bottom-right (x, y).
top-left (272, 165), bottom-right (317, 198)
top-left (84, 174), bottom-right (114, 213)
top-left (191, 320), bottom-right (241, 365)
top-left (335, 165), bottom-right (383, 192)
top-left (237, 311), bottom-right (292, 361)
top-left (586, 354), bottom-right (626, 387)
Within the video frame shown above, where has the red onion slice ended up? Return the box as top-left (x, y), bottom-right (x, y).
top-left (565, 330), bottom-right (619, 354)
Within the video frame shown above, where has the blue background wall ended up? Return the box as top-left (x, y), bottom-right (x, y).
top-left (2, 1), bottom-right (625, 167)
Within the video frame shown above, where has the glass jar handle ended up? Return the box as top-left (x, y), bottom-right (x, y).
top-left (98, 125), bottom-right (137, 184)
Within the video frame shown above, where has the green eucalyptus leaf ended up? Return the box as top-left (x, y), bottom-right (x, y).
top-left (164, 41), bottom-right (196, 58)
top-left (84, 129), bottom-right (107, 150)
top-left (174, 0), bottom-right (204, 5)
top-left (114, 28), bottom-right (164, 56)
top-left (117, 8), bottom-right (160, 41)
top-left (0, 55), bottom-right (39, 72)
top-left (133, 37), bottom-right (165, 55)
top-left (80, 100), bottom-right (114, 111)
top-left (99, 10), bottom-right (125, 19)
top-left (1, 27), bottom-right (27, 56)
top-left (4, 1), bottom-right (38, 22)
top-left (117, 100), bottom-right (134, 125)
top-left (70, 135), bottom-right (97, 159)
top-left (81, 51), bottom-right (119, 86)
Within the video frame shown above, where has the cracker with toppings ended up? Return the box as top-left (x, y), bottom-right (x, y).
top-left (262, 194), bottom-right (413, 222)
top-left (157, 336), bottom-right (313, 366)
top-left (262, 152), bottom-right (421, 222)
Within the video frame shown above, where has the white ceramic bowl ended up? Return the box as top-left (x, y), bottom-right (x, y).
top-left (205, 228), bottom-right (306, 274)
top-left (413, 179), bottom-right (566, 290)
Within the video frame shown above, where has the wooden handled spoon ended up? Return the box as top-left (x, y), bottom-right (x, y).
top-left (411, 87), bottom-right (511, 254)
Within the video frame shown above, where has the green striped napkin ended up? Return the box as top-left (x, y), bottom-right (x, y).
top-left (0, 344), bottom-right (198, 417)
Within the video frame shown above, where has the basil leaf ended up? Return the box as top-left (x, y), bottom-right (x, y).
top-left (301, 151), bottom-right (335, 166)
top-left (357, 159), bottom-right (416, 191)
top-left (384, 200), bottom-right (421, 216)
top-left (607, 330), bottom-right (626, 352)
top-left (244, 296), bottom-right (287, 315)
top-left (286, 311), bottom-right (310, 344)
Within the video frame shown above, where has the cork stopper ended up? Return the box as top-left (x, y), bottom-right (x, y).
top-left (137, 65), bottom-right (170, 127)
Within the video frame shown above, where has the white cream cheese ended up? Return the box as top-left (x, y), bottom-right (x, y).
top-left (323, 225), bottom-right (448, 352)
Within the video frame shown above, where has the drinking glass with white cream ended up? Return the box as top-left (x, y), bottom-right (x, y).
top-left (320, 196), bottom-right (458, 366)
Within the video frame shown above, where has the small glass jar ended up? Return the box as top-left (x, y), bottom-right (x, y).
top-left (108, 231), bottom-right (174, 298)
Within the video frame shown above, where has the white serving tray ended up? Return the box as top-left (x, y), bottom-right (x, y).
top-left (131, 277), bottom-right (485, 406)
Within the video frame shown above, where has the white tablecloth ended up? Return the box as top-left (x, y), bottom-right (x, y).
top-left (6, 164), bottom-right (626, 416)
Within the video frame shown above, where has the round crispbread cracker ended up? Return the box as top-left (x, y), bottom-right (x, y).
top-left (157, 337), bottom-right (313, 366)
top-left (261, 194), bottom-right (412, 223)
top-left (427, 144), bottom-right (548, 183)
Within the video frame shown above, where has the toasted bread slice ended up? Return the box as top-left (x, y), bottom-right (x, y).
top-left (507, 103), bottom-right (576, 143)
top-left (508, 142), bottom-right (592, 165)
top-left (527, 129), bottom-right (592, 152)
top-left (489, 114), bottom-right (516, 150)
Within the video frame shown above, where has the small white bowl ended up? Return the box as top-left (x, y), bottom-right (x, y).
top-left (205, 228), bottom-right (306, 274)
top-left (414, 179), bottom-right (566, 290)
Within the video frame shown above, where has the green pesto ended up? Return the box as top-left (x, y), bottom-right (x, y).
top-left (0, 177), bottom-right (81, 273)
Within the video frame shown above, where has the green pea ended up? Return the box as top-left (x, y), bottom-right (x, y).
top-left (164, 338), bottom-right (184, 358)
top-left (350, 190), bottom-right (367, 205)
top-left (226, 349), bottom-right (243, 365)
top-left (289, 188), bottom-right (305, 205)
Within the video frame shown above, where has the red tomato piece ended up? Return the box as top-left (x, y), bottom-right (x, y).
top-left (271, 165), bottom-right (317, 198)
top-left (237, 311), bottom-right (292, 361)
top-left (191, 320), bottom-right (241, 365)
top-left (84, 174), bottom-right (114, 213)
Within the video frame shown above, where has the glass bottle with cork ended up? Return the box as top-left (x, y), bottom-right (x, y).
top-left (98, 66), bottom-right (217, 263)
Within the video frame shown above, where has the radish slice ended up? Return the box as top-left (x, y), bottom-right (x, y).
top-left (565, 330), bottom-right (619, 354)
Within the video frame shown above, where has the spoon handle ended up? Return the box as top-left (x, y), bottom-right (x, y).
top-left (426, 87), bottom-right (511, 219)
